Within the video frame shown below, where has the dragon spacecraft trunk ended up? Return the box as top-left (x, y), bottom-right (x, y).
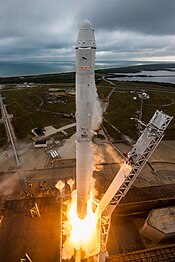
top-left (75, 20), bottom-right (97, 219)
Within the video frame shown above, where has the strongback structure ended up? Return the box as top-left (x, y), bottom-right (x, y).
top-left (96, 110), bottom-right (173, 260)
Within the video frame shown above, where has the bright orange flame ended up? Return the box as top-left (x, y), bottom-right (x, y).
top-left (62, 190), bottom-right (100, 260)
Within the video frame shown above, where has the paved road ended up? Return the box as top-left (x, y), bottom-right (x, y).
top-left (100, 75), bottom-right (175, 95)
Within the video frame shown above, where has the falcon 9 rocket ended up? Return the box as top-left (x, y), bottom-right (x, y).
top-left (75, 20), bottom-right (97, 219)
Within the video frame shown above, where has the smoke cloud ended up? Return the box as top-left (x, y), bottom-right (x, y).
top-left (91, 98), bottom-right (103, 132)
top-left (0, 173), bottom-right (19, 196)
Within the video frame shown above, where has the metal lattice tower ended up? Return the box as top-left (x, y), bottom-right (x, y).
top-left (96, 110), bottom-right (173, 258)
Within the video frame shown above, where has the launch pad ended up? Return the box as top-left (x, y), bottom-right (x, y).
top-left (0, 197), bottom-right (60, 262)
top-left (0, 150), bottom-right (175, 261)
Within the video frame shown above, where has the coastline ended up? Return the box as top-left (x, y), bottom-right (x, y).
top-left (0, 62), bottom-right (175, 84)
top-left (0, 62), bottom-right (175, 147)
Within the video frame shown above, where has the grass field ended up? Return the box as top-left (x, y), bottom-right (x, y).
top-left (0, 124), bottom-right (7, 147)
top-left (0, 66), bottom-right (175, 147)
top-left (98, 79), bottom-right (175, 140)
top-left (1, 84), bottom-right (75, 140)
top-left (107, 91), bottom-right (174, 139)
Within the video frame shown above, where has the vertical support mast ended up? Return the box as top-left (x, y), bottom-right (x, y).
top-left (97, 110), bottom-right (173, 257)
top-left (75, 20), bottom-right (97, 219)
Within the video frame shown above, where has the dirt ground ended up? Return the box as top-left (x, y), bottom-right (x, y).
top-left (0, 141), bottom-right (48, 171)
top-left (0, 139), bottom-right (175, 189)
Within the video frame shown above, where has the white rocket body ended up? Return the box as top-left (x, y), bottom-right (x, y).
top-left (75, 20), bottom-right (97, 219)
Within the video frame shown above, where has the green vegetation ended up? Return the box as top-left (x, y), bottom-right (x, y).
top-left (1, 84), bottom-right (75, 140)
top-left (105, 91), bottom-right (138, 139)
top-left (96, 63), bottom-right (175, 74)
top-left (98, 79), bottom-right (175, 140)
top-left (0, 72), bottom-right (75, 84)
top-left (0, 64), bottom-right (175, 146)
top-left (0, 124), bottom-right (7, 147)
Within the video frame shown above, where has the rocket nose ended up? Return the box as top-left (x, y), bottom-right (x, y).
top-left (76, 19), bottom-right (96, 49)
top-left (80, 20), bottom-right (93, 30)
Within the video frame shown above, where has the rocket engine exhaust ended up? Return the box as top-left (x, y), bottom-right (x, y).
top-left (75, 20), bottom-right (98, 219)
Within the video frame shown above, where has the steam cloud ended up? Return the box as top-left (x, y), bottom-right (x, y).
top-left (0, 173), bottom-right (19, 196)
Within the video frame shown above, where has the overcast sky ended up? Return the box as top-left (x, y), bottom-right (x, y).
top-left (0, 0), bottom-right (175, 61)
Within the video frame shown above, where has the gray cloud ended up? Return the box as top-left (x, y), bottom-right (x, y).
top-left (0, 0), bottom-right (174, 61)
top-left (81, 0), bottom-right (175, 36)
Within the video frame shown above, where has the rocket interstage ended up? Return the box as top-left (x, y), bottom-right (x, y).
top-left (75, 20), bottom-right (97, 219)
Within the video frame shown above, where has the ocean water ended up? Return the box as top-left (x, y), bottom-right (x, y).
top-left (108, 70), bottom-right (175, 84)
top-left (0, 60), bottom-right (157, 77)
top-left (0, 60), bottom-right (175, 84)
top-left (108, 69), bottom-right (175, 84)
